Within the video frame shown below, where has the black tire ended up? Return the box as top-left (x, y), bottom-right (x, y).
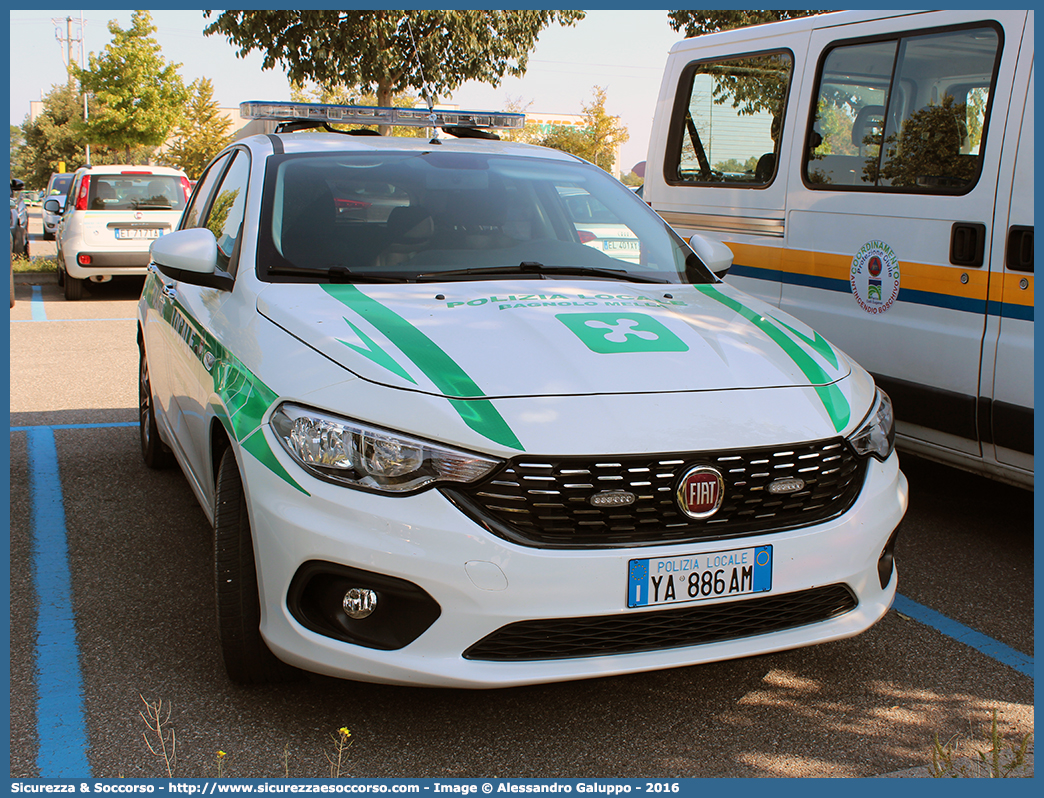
top-left (13, 225), bottom-right (26, 257)
top-left (43, 229), bottom-right (54, 241)
top-left (214, 447), bottom-right (303, 685)
top-left (63, 271), bottom-right (83, 300)
top-left (138, 345), bottom-right (176, 469)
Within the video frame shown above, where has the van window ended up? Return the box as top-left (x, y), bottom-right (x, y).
top-left (806, 25), bottom-right (1001, 192)
top-left (668, 51), bottom-right (793, 186)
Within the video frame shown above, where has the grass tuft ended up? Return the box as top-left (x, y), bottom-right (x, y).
top-left (930, 708), bottom-right (1033, 778)
top-left (12, 254), bottom-right (58, 273)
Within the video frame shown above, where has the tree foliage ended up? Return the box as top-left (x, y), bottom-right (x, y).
top-left (15, 82), bottom-right (90, 187)
top-left (498, 96), bottom-right (547, 145)
top-left (534, 86), bottom-right (629, 175)
top-left (864, 96), bottom-right (979, 189)
top-left (160, 78), bottom-right (233, 179)
top-left (75, 11), bottom-right (188, 162)
top-left (288, 81), bottom-right (426, 137)
top-left (667, 10), bottom-right (827, 38)
top-left (203, 10), bottom-right (585, 110)
top-left (666, 11), bottom-right (826, 154)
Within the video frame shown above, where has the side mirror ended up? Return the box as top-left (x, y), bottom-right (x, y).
top-left (43, 199), bottom-right (62, 213)
top-left (688, 233), bottom-right (734, 278)
top-left (150, 228), bottom-right (233, 291)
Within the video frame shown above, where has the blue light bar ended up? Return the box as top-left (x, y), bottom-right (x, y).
top-left (239, 101), bottom-right (525, 130)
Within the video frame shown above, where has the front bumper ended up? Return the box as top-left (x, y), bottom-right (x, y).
top-left (243, 432), bottom-right (908, 688)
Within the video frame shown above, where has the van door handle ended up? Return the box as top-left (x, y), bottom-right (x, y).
top-left (162, 284), bottom-right (178, 300)
top-left (1006, 226), bottom-right (1033, 273)
top-left (950, 222), bottom-right (986, 267)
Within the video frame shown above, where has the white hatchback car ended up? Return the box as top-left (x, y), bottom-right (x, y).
top-left (138, 102), bottom-right (907, 687)
top-left (47, 164), bottom-right (190, 300)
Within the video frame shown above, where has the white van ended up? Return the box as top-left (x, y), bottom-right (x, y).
top-left (645, 10), bottom-right (1033, 488)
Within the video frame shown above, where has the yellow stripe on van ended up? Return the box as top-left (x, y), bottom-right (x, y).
top-left (724, 241), bottom-right (1032, 318)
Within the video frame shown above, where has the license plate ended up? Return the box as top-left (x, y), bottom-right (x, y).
top-left (604, 240), bottom-right (639, 251)
top-left (115, 228), bottom-right (163, 240)
top-left (627, 545), bottom-right (772, 608)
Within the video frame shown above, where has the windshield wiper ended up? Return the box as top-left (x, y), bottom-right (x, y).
top-left (266, 266), bottom-right (407, 283)
top-left (416, 261), bottom-right (668, 284)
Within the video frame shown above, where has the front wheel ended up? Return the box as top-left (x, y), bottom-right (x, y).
top-left (138, 345), bottom-right (175, 469)
top-left (214, 447), bottom-right (303, 685)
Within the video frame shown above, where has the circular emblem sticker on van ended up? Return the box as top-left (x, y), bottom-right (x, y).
top-left (850, 240), bottom-right (900, 315)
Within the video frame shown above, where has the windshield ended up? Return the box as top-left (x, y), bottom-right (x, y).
top-left (48, 174), bottom-right (73, 195)
top-left (258, 151), bottom-right (713, 284)
top-left (86, 174), bottom-right (186, 211)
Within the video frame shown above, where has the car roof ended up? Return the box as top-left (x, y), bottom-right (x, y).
top-left (75, 164), bottom-right (187, 176)
top-left (240, 130), bottom-right (584, 164)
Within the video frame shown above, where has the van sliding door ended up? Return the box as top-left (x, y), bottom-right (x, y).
top-left (780, 13), bottom-right (1019, 459)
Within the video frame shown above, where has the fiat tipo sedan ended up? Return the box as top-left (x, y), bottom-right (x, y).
top-left (137, 102), bottom-right (907, 686)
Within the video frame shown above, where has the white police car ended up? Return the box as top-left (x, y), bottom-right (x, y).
top-left (137, 102), bottom-right (908, 686)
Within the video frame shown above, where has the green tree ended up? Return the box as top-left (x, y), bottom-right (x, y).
top-left (536, 124), bottom-right (591, 161)
top-left (499, 95), bottom-right (546, 144)
top-left (535, 86), bottom-right (629, 175)
top-left (288, 81), bottom-right (425, 137)
top-left (160, 78), bottom-right (234, 179)
top-left (10, 124), bottom-right (29, 181)
top-left (667, 10), bottom-right (826, 38)
top-left (203, 10), bottom-right (585, 133)
top-left (75, 11), bottom-right (188, 163)
top-left (864, 96), bottom-right (979, 189)
top-left (17, 82), bottom-right (90, 187)
top-left (619, 171), bottom-right (643, 188)
top-left (581, 87), bottom-right (629, 173)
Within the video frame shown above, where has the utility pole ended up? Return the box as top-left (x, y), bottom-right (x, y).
top-left (52, 14), bottom-right (90, 165)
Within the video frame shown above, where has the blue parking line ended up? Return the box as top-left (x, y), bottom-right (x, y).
top-left (11, 422), bottom-right (136, 433)
top-left (893, 594), bottom-right (1034, 678)
top-left (12, 318), bottom-right (137, 323)
top-left (25, 426), bottom-right (91, 776)
top-left (31, 285), bottom-right (47, 321)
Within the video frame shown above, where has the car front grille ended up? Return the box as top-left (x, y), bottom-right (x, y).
top-left (463, 584), bottom-right (858, 661)
top-left (445, 439), bottom-right (867, 549)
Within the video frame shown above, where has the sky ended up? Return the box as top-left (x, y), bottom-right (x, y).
top-left (8, 9), bottom-right (688, 174)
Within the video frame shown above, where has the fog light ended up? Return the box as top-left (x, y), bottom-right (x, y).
top-left (77, 254), bottom-right (92, 265)
top-left (343, 588), bottom-right (378, 619)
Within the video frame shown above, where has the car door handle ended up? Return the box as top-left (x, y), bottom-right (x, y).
top-left (162, 284), bottom-right (177, 300)
top-left (1006, 226), bottom-right (1033, 273)
top-left (950, 222), bottom-right (986, 267)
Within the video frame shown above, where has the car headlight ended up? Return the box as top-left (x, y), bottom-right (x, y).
top-left (846, 387), bottom-right (896, 461)
top-left (271, 403), bottom-right (502, 494)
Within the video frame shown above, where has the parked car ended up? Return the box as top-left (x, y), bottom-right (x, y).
top-left (138, 101), bottom-right (907, 687)
top-left (46, 164), bottom-right (190, 300)
top-left (42, 172), bottom-right (75, 241)
top-left (10, 178), bottom-right (29, 258)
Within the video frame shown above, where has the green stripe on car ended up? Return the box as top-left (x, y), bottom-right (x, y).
top-left (695, 285), bottom-right (851, 432)
top-left (323, 284), bottom-right (526, 451)
top-left (161, 295), bottom-right (309, 495)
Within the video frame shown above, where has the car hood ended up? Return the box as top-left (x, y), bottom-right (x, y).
top-left (257, 279), bottom-right (853, 402)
